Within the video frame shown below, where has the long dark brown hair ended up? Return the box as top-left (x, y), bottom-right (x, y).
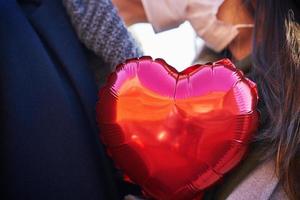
top-left (246, 0), bottom-right (300, 199)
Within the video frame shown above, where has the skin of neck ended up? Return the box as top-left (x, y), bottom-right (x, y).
top-left (217, 0), bottom-right (254, 60)
top-left (229, 27), bottom-right (253, 60)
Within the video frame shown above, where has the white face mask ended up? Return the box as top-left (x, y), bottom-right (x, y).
top-left (187, 0), bottom-right (254, 52)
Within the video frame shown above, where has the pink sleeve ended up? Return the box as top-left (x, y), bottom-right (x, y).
top-left (141, 0), bottom-right (187, 32)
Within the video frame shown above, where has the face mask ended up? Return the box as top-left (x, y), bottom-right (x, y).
top-left (187, 0), bottom-right (254, 52)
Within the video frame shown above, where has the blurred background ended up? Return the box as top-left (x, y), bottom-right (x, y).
top-left (129, 22), bottom-right (204, 71)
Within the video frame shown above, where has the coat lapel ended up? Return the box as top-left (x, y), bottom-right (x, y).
top-left (24, 0), bottom-right (99, 125)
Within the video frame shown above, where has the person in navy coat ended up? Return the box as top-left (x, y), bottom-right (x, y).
top-left (0, 0), bottom-right (140, 199)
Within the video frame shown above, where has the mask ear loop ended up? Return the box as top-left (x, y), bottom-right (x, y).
top-left (235, 24), bottom-right (255, 29)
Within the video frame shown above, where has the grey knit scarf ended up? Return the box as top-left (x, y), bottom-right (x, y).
top-left (63, 0), bottom-right (143, 69)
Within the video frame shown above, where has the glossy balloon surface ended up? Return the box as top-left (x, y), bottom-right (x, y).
top-left (97, 57), bottom-right (259, 200)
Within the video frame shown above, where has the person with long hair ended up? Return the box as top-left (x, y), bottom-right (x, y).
top-left (201, 0), bottom-right (300, 199)
top-left (233, 0), bottom-right (300, 199)
top-left (113, 1), bottom-right (300, 199)
top-left (65, 0), bottom-right (300, 199)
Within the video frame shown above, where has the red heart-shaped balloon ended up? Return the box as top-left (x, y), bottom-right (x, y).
top-left (97, 57), bottom-right (259, 200)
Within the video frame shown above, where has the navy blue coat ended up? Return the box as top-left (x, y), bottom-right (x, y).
top-left (0, 0), bottom-right (139, 199)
